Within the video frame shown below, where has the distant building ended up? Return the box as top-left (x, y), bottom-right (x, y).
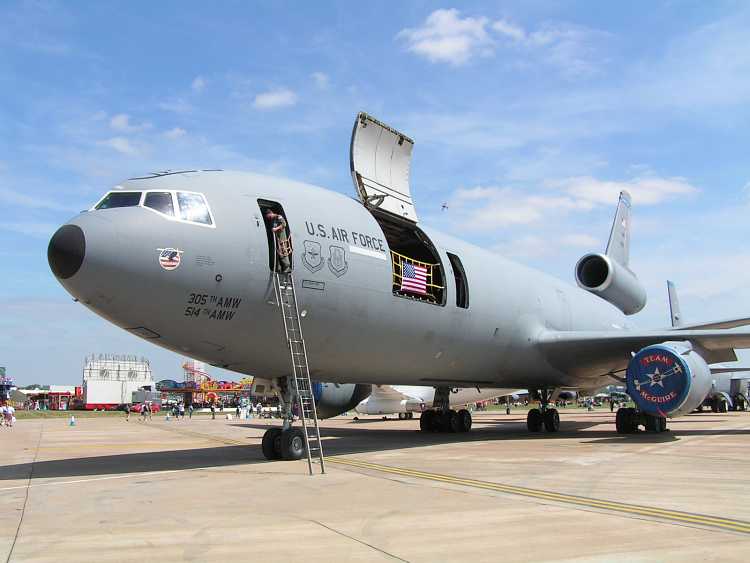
top-left (81, 354), bottom-right (155, 410)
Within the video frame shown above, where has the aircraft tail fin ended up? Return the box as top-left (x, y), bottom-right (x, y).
top-left (667, 280), bottom-right (683, 327)
top-left (605, 190), bottom-right (632, 267)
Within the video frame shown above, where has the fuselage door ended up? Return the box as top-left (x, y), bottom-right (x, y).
top-left (350, 112), bottom-right (418, 223)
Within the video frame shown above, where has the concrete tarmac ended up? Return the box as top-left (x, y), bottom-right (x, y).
top-left (1, 410), bottom-right (750, 562)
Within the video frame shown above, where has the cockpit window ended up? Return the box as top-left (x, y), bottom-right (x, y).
top-left (144, 192), bottom-right (174, 217)
top-left (96, 192), bottom-right (142, 209)
top-left (177, 192), bottom-right (212, 225)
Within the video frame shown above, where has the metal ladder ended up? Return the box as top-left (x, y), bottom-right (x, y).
top-left (275, 271), bottom-right (326, 475)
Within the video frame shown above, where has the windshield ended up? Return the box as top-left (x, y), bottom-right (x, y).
top-left (143, 192), bottom-right (174, 216)
top-left (96, 192), bottom-right (142, 209)
top-left (177, 192), bottom-right (212, 225)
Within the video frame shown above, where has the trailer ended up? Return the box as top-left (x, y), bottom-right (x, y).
top-left (81, 354), bottom-right (155, 410)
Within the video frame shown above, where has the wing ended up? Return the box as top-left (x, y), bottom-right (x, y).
top-left (536, 328), bottom-right (750, 379)
top-left (368, 385), bottom-right (412, 402)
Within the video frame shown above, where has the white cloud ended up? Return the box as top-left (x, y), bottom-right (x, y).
top-left (311, 71), bottom-right (329, 89)
top-left (253, 88), bottom-right (298, 110)
top-left (98, 137), bottom-right (138, 155)
top-left (159, 98), bottom-right (193, 114)
top-left (109, 113), bottom-right (151, 132)
top-left (555, 175), bottom-right (698, 206)
top-left (164, 127), bottom-right (187, 139)
top-left (191, 76), bottom-right (206, 92)
top-left (492, 19), bottom-right (526, 42)
top-left (397, 9), bottom-right (493, 66)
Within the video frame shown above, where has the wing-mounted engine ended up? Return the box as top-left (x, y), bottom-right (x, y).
top-left (574, 191), bottom-right (646, 315)
top-left (626, 342), bottom-right (712, 417)
top-left (313, 382), bottom-right (372, 419)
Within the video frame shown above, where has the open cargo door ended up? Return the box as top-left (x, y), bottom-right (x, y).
top-left (350, 112), bottom-right (418, 223)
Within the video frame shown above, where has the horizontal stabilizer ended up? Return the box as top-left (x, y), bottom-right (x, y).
top-left (710, 367), bottom-right (750, 374)
top-left (673, 317), bottom-right (750, 331)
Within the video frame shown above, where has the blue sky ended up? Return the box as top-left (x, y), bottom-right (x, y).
top-left (2, 1), bottom-right (749, 385)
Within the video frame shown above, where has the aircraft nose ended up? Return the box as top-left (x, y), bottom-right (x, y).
top-left (48, 224), bottom-right (86, 279)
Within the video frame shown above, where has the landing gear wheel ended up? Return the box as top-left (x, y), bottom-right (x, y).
top-left (656, 416), bottom-right (668, 432)
top-left (616, 407), bottom-right (638, 434)
top-left (408, 412), bottom-right (414, 419)
top-left (457, 409), bottom-right (472, 432)
top-left (280, 428), bottom-right (306, 461)
top-left (420, 410), bottom-right (437, 432)
top-left (437, 410), bottom-right (454, 433)
top-left (262, 428), bottom-right (283, 460)
top-left (398, 412), bottom-right (405, 420)
top-left (527, 409), bottom-right (543, 432)
top-left (718, 399), bottom-right (728, 413)
top-left (543, 408), bottom-right (560, 432)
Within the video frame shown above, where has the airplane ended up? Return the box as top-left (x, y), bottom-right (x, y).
top-left (667, 281), bottom-right (749, 412)
top-left (47, 111), bottom-right (750, 461)
top-left (354, 385), bottom-right (524, 422)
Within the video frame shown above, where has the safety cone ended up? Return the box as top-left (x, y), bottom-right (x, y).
top-left (69, 415), bottom-right (76, 427)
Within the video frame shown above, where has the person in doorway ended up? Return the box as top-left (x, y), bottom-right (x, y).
top-left (265, 210), bottom-right (292, 273)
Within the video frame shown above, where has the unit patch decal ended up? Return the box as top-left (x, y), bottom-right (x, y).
top-left (157, 248), bottom-right (183, 271)
top-left (302, 240), bottom-right (323, 273)
top-left (327, 245), bottom-right (348, 277)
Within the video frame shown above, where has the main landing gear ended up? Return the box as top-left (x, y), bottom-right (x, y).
top-left (615, 407), bottom-right (668, 434)
top-left (526, 389), bottom-right (560, 433)
top-left (398, 412), bottom-right (414, 420)
top-left (419, 386), bottom-right (472, 433)
top-left (261, 377), bottom-right (307, 461)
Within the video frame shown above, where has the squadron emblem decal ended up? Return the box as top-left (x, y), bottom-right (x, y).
top-left (302, 240), bottom-right (323, 273)
top-left (327, 245), bottom-right (348, 277)
top-left (157, 248), bottom-right (184, 271)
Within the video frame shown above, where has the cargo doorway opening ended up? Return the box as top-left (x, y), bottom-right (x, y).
top-left (258, 199), bottom-right (292, 273)
top-left (371, 209), bottom-right (445, 305)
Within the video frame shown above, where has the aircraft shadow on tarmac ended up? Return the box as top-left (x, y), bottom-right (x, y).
top-left (1, 417), bottom-right (747, 481)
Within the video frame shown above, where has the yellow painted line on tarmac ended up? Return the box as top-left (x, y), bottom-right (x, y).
top-left (328, 458), bottom-right (750, 535)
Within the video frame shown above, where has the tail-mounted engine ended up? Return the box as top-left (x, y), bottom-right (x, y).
top-left (626, 342), bottom-right (712, 418)
top-left (575, 253), bottom-right (646, 315)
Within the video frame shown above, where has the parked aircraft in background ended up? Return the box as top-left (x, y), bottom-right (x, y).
top-left (355, 385), bottom-right (524, 425)
top-left (48, 112), bottom-right (750, 462)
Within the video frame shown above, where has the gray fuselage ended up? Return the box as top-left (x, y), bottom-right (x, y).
top-left (54, 170), bottom-right (631, 390)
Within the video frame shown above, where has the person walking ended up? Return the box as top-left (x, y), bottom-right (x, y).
top-left (125, 403), bottom-right (131, 422)
top-left (210, 403), bottom-right (216, 420)
top-left (188, 404), bottom-right (194, 419)
top-left (179, 402), bottom-right (185, 419)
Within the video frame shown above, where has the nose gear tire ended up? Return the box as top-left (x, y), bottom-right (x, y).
top-left (262, 428), bottom-right (283, 460)
top-left (543, 408), bottom-right (560, 432)
top-left (281, 428), bottom-right (306, 460)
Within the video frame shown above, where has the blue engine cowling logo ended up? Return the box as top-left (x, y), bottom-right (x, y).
top-left (626, 345), bottom-right (691, 416)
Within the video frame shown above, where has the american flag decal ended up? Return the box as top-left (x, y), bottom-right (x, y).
top-left (401, 262), bottom-right (427, 295)
top-left (157, 248), bottom-right (183, 271)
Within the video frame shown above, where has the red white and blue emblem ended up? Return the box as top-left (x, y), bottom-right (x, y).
top-left (157, 248), bottom-right (183, 271)
top-left (626, 345), bottom-right (691, 416)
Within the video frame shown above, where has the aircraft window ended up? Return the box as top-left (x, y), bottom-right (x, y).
top-left (447, 252), bottom-right (469, 309)
top-left (177, 192), bottom-right (212, 225)
top-left (143, 192), bottom-right (174, 216)
top-left (95, 192), bottom-right (142, 209)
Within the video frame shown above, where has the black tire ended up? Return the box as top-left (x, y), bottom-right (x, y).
top-left (656, 416), bottom-right (668, 432)
top-left (506, 406), bottom-right (511, 415)
top-left (437, 410), bottom-right (454, 433)
top-left (398, 412), bottom-right (405, 420)
top-left (408, 412), bottom-right (414, 419)
top-left (457, 409), bottom-right (472, 432)
top-left (420, 410), bottom-right (436, 432)
top-left (449, 410), bottom-right (462, 433)
top-left (262, 428), bottom-right (283, 460)
top-left (543, 408), bottom-right (560, 432)
top-left (718, 399), bottom-right (728, 413)
top-left (527, 409), bottom-right (543, 432)
top-left (616, 408), bottom-right (638, 434)
top-left (280, 428), bottom-right (306, 461)
top-left (644, 415), bottom-right (656, 432)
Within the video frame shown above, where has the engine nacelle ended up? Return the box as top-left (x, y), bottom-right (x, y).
top-left (575, 253), bottom-right (646, 315)
top-left (313, 382), bottom-right (372, 419)
top-left (626, 342), bottom-right (712, 418)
